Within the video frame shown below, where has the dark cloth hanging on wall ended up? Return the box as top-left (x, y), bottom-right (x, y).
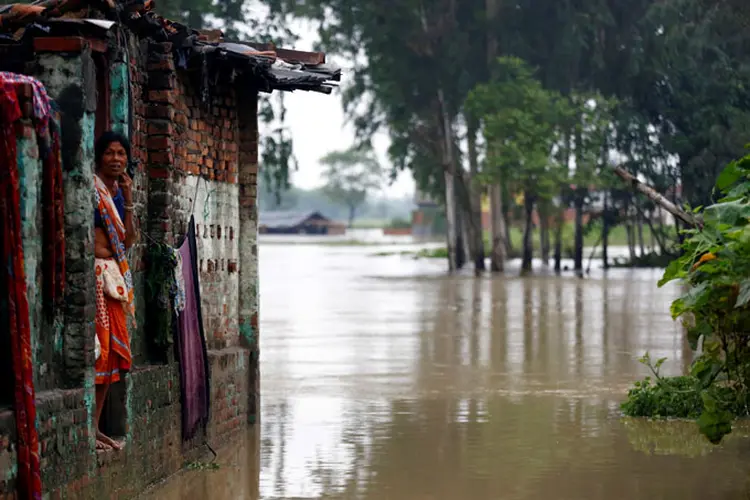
top-left (41, 109), bottom-right (64, 318)
top-left (175, 216), bottom-right (210, 441)
top-left (0, 75), bottom-right (43, 500)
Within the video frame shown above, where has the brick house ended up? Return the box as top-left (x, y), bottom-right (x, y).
top-left (0, 0), bottom-right (338, 497)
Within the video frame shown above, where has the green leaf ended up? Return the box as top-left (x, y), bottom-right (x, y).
top-left (691, 357), bottom-right (722, 388)
top-left (697, 393), bottom-right (733, 445)
top-left (735, 279), bottom-right (750, 308)
top-left (685, 319), bottom-right (712, 350)
top-left (670, 283), bottom-right (710, 318)
top-left (704, 200), bottom-right (750, 227)
top-left (659, 258), bottom-right (686, 287)
top-left (716, 161), bottom-right (742, 191)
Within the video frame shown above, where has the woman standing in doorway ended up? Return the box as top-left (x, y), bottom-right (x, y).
top-left (93, 131), bottom-right (138, 451)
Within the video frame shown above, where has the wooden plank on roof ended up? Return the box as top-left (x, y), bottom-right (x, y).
top-left (245, 41), bottom-right (275, 51)
top-left (274, 47), bottom-right (325, 65)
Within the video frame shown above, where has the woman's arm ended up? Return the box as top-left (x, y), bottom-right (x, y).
top-left (95, 228), bottom-right (113, 258)
top-left (119, 173), bottom-right (138, 250)
top-left (123, 204), bottom-right (137, 250)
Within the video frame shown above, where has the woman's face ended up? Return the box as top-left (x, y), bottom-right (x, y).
top-left (98, 141), bottom-right (128, 178)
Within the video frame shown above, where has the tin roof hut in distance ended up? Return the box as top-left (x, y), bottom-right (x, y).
top-left (259, 211), bottom-right (346, 235)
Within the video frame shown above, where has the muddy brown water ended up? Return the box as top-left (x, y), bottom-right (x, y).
top-left (143, 241), bottom-right (750, 500)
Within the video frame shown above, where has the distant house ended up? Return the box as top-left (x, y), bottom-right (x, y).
top-left (259, 211), bottom-right (346, 235)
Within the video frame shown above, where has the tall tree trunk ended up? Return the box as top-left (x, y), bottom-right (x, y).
top-left (438, 89), bottom-right (458, 271)
top-left (636, 198), bottom-right (645, 256)
top-left (626, 198), bottom-right (636, 262)
top-left (348, 205), bottom-right (356, 229)
top-left (573, 192), bottom-right (584, 275)
top-left (649, 210), bottom-right (656, 253)
top-left (555, 129), bottom-right (572, 274)
top-left (456, 205), bottom-right (467, 269)
top-left (553, 201), bottom-right (564, 273)
top-left (602, 191), bottom-right (609, 270)
top-left (489, 185), bottom-right (506, 271)
top-left (486, 0), bottom-right (506, 272)
top-left (539, 201), bottom-right (550, 266)
top-left (573, 120), bottom-right (584, 276)
top-left (466, 117), bottom-right (485, 271)
top-left (502, 187), bottom-right (514, 254)
top-left (522, 191), bottom-right (534, 272)
top-left (656, 206), bottom-right (669, 254)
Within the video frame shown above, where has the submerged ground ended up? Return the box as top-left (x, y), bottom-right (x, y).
top-left (142, 231), bottom-right (750, 500)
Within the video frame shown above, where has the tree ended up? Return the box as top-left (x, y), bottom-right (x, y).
top-left (468, 57), bottom-right (569, 272)
top-left (267, 0), bottom-right (492, 272)
top-left (271, 0), bottom-right (750, 270)
top-left (320, 147), bottom-right (383, 227)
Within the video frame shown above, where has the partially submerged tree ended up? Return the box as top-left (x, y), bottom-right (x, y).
top-left (468, 57), bottom-right (569, 272)
top-left (320, 147), bottom-right (383, 227)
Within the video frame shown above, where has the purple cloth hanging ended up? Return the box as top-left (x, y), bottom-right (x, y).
top-left (176, 216), bottom-right (210, 441)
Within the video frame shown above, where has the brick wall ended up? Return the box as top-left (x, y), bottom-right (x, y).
top-left (0, 28), bottom-right (260, 498)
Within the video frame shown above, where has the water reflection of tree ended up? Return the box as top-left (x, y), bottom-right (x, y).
top-left (309, 396), bottom-right (750, 499)
top-left (282, 276), bottom-right (750, 500)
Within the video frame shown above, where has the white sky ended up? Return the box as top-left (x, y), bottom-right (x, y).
top-left (265, 19), bottom-right (416, 198)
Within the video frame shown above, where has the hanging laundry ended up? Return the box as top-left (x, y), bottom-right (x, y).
top-left (0, 74), bottom-right (43, 500)
top-left (173, 248), bottom-right (186, 314)
top-left (144, 242), bottom-right (177, 349)
top-left (175, 216), bottom-right (210, 441)
top-left (0, 71), bottom-right (64, 318)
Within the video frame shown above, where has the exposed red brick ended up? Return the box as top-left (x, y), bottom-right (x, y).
top-left (33, 36), bottom-right (107, 53)
top-left (148, 90), bottom-right (174, 103)
top-left (146, 105), bottom-right (174, 120)
top-left (149, 151), bottom-right (174, 164)
top-left (147, 136), bottom-right (172, 151)
top-left (147, 121), bottom-right (173, 136)
top-left (147, 59), bottom-right (175, 72)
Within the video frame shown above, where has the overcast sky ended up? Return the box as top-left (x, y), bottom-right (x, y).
top-left (264, 19), bottom-right (416, 199)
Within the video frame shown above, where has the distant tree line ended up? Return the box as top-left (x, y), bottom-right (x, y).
top-left (258, 177), bottom-right (413, 226)
top-left (260, 0), bottom-right (750, 273)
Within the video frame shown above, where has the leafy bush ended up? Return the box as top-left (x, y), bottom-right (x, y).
top-left (622, 354), bottom-right (703, 419)
top-left (622, 377), bottom-right (703, 420)
top-left (387, 217), bottom-right (412, 229)
top-left (629, 153), bottom-right (750, 444)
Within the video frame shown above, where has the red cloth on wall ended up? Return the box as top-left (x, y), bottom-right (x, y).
top-left (0, 71), bottom-right (65, 316)
top-left (0, 79), bottom-right (42, 500)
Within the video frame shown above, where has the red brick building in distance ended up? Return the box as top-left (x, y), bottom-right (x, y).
top-left (0, 0), bottom-right (339, 497)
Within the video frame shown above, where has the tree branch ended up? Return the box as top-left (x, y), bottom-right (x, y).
top-left (612, 165), bottom-right (703, 229)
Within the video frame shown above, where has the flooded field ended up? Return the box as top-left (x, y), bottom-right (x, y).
top-left (144, 239), bottom-right (750, 500)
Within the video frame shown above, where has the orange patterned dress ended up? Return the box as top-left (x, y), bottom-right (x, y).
top-left (94, 174), bottom-right (133, 385)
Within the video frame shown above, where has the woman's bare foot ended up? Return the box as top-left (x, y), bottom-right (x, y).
top-left (97, 431), bottom-right (124, 451)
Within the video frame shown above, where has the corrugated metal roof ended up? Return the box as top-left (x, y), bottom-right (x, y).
top-left (0, 0), bottom-right (341, 94)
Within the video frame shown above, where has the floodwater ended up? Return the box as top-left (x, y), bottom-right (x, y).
top-left (143, 236), bottom-right (750, 500)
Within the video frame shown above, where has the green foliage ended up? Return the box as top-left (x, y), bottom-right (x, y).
top-left (320, 147), bottom-right (383, 225)
top-left (621, 354), bottom-right (703, 419)
top-left (621, 376), bottom-right (704, 419)
top-left (268, 0), bottom-right (750, 270)
top-left (627, 153), bottom-right (750, 444)
top-left (467, 57), bottom-right (570, 200)
top-left (386, 217), bottom-right (411, 229)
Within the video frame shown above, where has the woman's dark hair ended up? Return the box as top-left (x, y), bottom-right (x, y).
top-left (95, 131), bottom-right (131, 169)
